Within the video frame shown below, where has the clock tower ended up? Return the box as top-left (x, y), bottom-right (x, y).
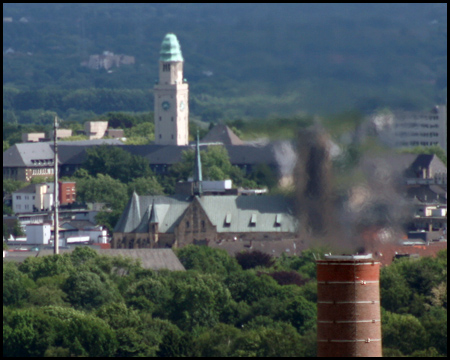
top-left (154, 33), bottom-right (189, 145)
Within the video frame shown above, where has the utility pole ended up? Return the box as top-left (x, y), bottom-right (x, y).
top-left (53, 116), bottom-right (59, 255)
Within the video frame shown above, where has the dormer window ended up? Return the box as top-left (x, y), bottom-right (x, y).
top-left (275, 214), bottom-right (282, 227)
top-left (250, 213), bottom-right (257, 227)
top-left (224, 213), bottom-right (231, 227)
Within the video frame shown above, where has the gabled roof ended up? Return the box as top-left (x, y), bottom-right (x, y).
top-left (114, 194), bottom-right (191, 234)
top-left (12, 183), bottom-right (36, 194)
top-left (98, 249), bottom-right (185, 271)
top-left (3, 140), bottom-right (123, 168)
top-left (60, 220), bottom-right (96, 230)
top-left (197, 195), bottom-right (297, 233)
top-left (361, 153), bottom-right (447, 179)
top-left (406, 184), bottom-right (447, 204)
top-left (4, 141), bottom-right (281, 170)
top-left (3, 143), bottom-right (53, 167)
top-left (202, 124), bottom-right (244, 145)
top-left (4, 248), bottom-right (185, 271)
top-left (114, 193), bottom-right (297, 236)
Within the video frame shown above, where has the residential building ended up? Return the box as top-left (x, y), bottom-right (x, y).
top-left (12, 181), bottom-right (76, 213)
top-left (12, 184), bottom-right (36, 213)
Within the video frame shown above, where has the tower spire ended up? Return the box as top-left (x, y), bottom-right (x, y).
top-left (193, 131), bottom-right (202, 196)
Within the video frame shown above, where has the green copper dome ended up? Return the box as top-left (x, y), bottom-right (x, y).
top-left (159, 33), bottom-right (184, 62)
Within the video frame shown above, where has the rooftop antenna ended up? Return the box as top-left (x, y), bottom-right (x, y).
top-left (53, 116), bottom-right (59, 255)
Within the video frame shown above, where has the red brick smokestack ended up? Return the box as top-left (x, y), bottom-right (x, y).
top-left (316, 254), bottom-right (382, 357)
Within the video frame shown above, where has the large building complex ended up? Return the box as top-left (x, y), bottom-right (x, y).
top-left (371, 105), bottom-right (447, 153)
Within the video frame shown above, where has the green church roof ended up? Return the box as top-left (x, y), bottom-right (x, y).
top-left (159, 33), bottom-right (184, 62)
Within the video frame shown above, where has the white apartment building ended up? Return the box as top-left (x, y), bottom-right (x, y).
top-left (12, 184), bottom-right (37, 213)
top-left (371, 105), bottom-right (447, 153)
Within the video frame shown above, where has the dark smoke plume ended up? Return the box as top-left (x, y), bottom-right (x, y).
top-left (295, 126), bottom-right (342, 246)
top-left (294, 126), bottom-right (411, 252)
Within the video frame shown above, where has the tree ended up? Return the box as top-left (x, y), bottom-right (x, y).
top-left (96, 303), bottom-right (162, 357)
top-left (18, 253), bottom-right (75, 281)
top-left (83, 145), bottom-right (152, 183)
top-left (166, 272), bottom-right (233, 330)
top-left (170, 145), bottom-right (247, 185)
top-left (125, 277), bottom-right (171, 315)
top-left (127, 176), bottom-right (164, 196)
top-left (62, 271), bottom-right (122, 311)
top-left (276, 296), bottom-right (317, 335)
top-left (421, 307), bottom-right (447, 356)
top-left (225, 271), bottom-right (279, 304)
top-left (268, 270), bottom-right (308, 286)
top-left (235, 250), bottom-right (275, 270)
top-left (176, 245), bottom-right (241, 277)
top-left (76, 173), bottom-right (128, 210)
top-left (123, 122), bottom-right (155, 141)
top-left (41, 306), bottom-right (118, 357)
top-left (194, 323), bottom-right (241, 357)
top-left (250, 163), bottom-right (278, 189)
top-left (3, 262), bottom-right (34, 306)
top-left (380, 267), bottom-right (413, 313)
top-left (3, 178), bottom-right (28, 196)
top-left (382, 310), bottom-right (427, 355)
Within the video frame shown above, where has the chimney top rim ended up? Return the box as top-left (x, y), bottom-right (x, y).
top-left (324, 253), bottom-right (373, 260)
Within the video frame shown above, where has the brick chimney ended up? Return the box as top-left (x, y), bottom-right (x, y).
top-left (316, 254), bottom-right (382, 357)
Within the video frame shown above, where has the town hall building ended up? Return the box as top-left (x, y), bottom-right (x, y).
top-left (154, 33), bottom-right (189, 146)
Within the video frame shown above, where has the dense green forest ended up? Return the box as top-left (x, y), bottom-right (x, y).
top-left (3, 246), bottom-right (447, 357)
top-left (3, 3), bottom-right (447, 126)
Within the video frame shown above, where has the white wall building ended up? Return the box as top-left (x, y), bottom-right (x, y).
top-left (371, 105), bottom-right (447, 153)
top-left (12, 184), bottom-right (37, 213)
top-left (26, 223), bottom-right (51, 245)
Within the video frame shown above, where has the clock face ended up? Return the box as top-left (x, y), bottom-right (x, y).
top-left (180, 101), bottom-right (185, 111)
top-left (162, 101), bottom-right (170, 111)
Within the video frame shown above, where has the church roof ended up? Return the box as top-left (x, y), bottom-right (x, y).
top-left (197, 195), bottom-right (297, 233)
top-left (114, 193), bottom-right (297, 235)
top-left (159, 33), bottom-right (184, 62)
top-left (114, 194), bottom-right (191, 234)
top-left (202, 124), bottom-right (244, 145)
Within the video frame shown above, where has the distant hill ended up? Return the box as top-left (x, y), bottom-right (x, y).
top-left (2, 3), bottom-right (447, 121)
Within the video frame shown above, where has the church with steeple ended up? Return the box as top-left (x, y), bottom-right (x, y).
top-left (154, 33), bottom-right (189, 145)
top-left (110, 33), bottom-right (298, 252)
